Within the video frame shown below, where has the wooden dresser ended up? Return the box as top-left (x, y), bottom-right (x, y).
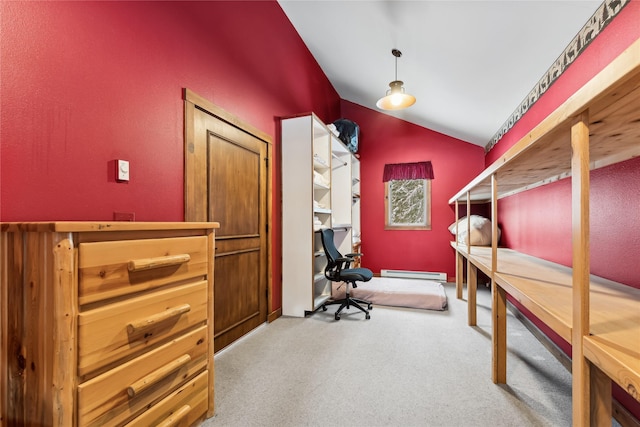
top-left (0, 222), bottom-right (219, 426)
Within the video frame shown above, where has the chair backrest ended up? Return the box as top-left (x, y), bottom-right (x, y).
top-left (320, 228), bottom-right (342, 281)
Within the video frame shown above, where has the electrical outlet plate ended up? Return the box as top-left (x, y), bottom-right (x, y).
top-left (117, 159), bottom-right (129, 181)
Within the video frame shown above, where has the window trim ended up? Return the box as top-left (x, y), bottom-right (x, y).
top-left (384, 178), bottom-right (432, 230)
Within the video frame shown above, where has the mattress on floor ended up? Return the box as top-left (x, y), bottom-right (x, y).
top-left (331, 277), bottom-right (448, 311)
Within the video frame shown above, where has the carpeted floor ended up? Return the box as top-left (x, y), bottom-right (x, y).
top-left (204, 283), bottom-right (617, 427)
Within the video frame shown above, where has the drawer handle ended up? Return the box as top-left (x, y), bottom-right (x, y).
top-left (128, 254), bottom-right (191, 272)
top-left (156, 404), bottom-right (191, 427)
top-left (127, 304), bottom-right (191, 335)
top-left (127, 354), bottom-right (191, 398)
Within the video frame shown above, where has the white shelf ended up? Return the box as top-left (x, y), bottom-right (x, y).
top-left (331, 223), bottom-right (352, 230)
top-left (313, 156), bottom-right (329, 170)
top-left (314, 294), bottom-right (331, 309)
top-left (313, 182), bottom-right (330, 190)
top-left (331, 152), bottom-right (348, 167)
top-left (282, 113), bottom-right (360, 317)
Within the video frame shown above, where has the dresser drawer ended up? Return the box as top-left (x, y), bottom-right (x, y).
top-left (77, 325), bottom-right (208, 426)
top-left (125, 371), bottom-right (209, 427)
top-left (78, 236), bottom-right (209, 305)
top-left (78, 280), bottom-right (208, 377)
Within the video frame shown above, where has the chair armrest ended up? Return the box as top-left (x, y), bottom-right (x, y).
top-left (335, 257), bottom-right (352, 270)
top-left (346, 253), bottom-right (362, 258)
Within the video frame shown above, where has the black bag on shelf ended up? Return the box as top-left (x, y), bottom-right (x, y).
top-left (333, 118), bottom-right (359, 153)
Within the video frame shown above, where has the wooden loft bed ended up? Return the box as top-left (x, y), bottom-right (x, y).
top-left (448, 37), bottom-right (640, 427)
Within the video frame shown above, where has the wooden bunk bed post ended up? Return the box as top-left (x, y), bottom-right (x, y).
top-left (491, 173), bottom-right (507, 384)
top-left (455, 201), bottom-right (464, 299)
top-left (591, 367), bottom-right (612, 426)
top-left (467, 264), bottom-right (477, 326)
top-left (491, 174), bottom-right (498, 275)
top-left (571, 110), bottom-right (606, 426)
top-left (466, 191), bottom-right (471, 257)
top-left (466, 191), bottom-right (478, 325)
top-left (448, 39), bottom-right (640, 426)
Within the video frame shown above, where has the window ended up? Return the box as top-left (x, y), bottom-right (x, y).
top-left (382, 161), bottom-right (433, 230)
top-left (385, 179), bottom-right (431, 229)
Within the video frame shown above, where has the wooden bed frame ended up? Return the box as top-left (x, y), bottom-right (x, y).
top-left (449, 37), bottom-right (640, 426)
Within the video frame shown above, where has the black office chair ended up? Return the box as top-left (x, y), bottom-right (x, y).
top-left (320, 228), bottom-right (373, 320)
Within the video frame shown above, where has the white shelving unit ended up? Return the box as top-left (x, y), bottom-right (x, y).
top-left (330, 133), bottom-right (353, 257)
top-left (351, 156), bottom-right (361, 255)
top-left (281, 113), bottom-right (359, 317)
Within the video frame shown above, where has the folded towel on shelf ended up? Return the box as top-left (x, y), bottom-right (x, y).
top-left (313, 153), bottom-right (329, 167)
top-left (314, 200), bottom-right (327, 210)
top-left (313, 170), bottom-right (329, 187)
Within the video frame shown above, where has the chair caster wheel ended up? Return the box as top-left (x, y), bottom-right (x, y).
top-left (368, 304), bottom-right (372, 310)
top-left (335, 313), bottom-right (340, 321)
top-left (322, 305), bottom-right (327, 311)
top-left (365, 313), bottom-right (370, 319)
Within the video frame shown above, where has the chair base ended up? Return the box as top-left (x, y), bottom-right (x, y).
top-left (323, 282), bottom-right (372, 320)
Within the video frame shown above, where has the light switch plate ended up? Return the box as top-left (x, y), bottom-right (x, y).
top-left (116, 159), bottom-right (129, 182)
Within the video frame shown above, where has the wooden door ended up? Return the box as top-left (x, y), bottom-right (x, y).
top-left (184, 89), bottom-right (271, 352)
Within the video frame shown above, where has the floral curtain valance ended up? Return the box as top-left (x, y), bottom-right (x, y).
top-left (382, 161), bottom-right (434, 182)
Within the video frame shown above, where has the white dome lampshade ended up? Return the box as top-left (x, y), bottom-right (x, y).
top-left (376, 49), bottom-right (416, 111)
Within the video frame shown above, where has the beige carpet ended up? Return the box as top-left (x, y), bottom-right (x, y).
top-left (206, 284), bottom-right (621, 426)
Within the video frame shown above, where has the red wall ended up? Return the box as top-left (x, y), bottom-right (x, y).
top-left (340, 101), bottom-right (485, 279)
top-left (2, 0), bottom-right (639, 417)
top-left (492, 2), bottom-right (640, 286)
top-left (499, 156), bottom-right (640, 290)
top-left (0, 1), bottom-right (342, 312)
top-left (489, 2), bottom-right (640, 418)
top-left (486, 2), bottom-right (640, 165)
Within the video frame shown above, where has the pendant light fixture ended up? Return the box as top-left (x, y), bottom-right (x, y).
top-left (376, 49), bottom-right (416, 110)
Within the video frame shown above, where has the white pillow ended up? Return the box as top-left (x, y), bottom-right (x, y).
top-left (448, 215), bottom-right (499, 246)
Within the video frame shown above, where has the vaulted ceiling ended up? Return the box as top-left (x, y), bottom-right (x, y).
top-left (278, 1), bottom-right (602, 148)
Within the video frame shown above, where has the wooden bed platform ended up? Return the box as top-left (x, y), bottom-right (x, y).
top-left (454, 244), bottom-right (640, 392)
top-left (449, 37), bottom-right (640, 426)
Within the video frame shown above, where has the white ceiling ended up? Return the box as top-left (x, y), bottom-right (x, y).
top-left (278, 0), bottom-right (602, 147)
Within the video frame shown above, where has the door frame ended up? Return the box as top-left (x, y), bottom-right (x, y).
top-left (183, 88), bottom-right (273, 318)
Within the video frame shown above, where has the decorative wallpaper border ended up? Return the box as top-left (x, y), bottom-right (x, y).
top-left (486, 0), bottom-right (630, 153)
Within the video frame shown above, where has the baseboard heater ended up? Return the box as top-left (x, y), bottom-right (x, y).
top-left (380, 269), bottom-right (447, 282)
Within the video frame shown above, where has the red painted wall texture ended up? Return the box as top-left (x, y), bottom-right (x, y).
top-left (0, 1), bottom-right (342, 311)
top-left (491, 2), bottom-right (640, 288)
top-left (2, 2), bottom-right (639, 415)
top-left (499, 156), bottom-right (640, 290)
top-left (488, 3), bottom-right (640, 418)
top-left (340, 100), bottom-right (485, 278)
top-left (486, 3), bottom-right (640, 166)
